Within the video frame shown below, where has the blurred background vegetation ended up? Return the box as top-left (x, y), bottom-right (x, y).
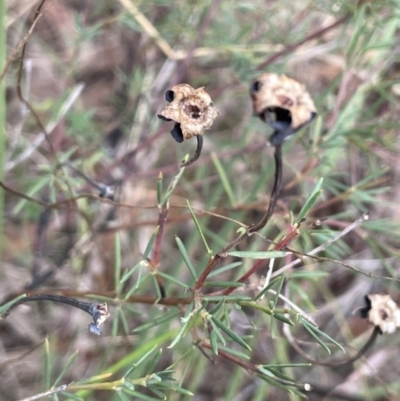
top-left (1, 0), bottom-right (400, 400)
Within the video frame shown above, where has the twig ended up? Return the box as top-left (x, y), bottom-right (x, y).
top-left (15, 0), bottom-right (59, 160)
top-left (256, 14), bottom-right (350, 70)
top-left (248, 144), bottom-right (283, 234)
top-left (200, 340), bottom-right (311, 391)
top-left (180, 135), bottom-right (203, 167)
top-left (17, 385), bottom-right (68, 401)
top-left (194, 144), bottom-right (284, 291)
top-left (1, 294), bottom-right (110, 335)
top-left (223, 220), bottom-right (300, 296)
top-left (6, 83), bottom-right (85, 172)
top-left (62, 163), bottom-right (114, 200)
top-left (271, 214), bottom-right (368, 279)
top-left (0, 0), bottom-right (51, 84)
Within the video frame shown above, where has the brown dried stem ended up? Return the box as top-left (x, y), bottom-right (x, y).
top-left (256, 14), bottom-right (350, 71)
top-left (0, 0), bottom-right (51, 84)
top-left (194, 144), bottom-right (283, 291)
top-left (200, 340), bottom-right (311, 390)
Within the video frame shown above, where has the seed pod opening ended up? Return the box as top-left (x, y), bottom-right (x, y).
top-left (250, 73), bottom-right (317, 146)
top-left (360, 294), bottom-right (400, 334)
top-left (157, 84), bottom-right (220, 142)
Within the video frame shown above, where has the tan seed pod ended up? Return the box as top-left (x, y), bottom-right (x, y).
top-left (361, 294), bottom-right (400, 334)
top-left (250, 73), bottom-right (317, 146)
top-left (158, 84), bottom-right (220, 142)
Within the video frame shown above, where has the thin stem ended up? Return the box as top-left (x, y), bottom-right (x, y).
top-left (200, 340), bottom-right (310, 390)
top-left (195, 144), bottom-right (283, 291)
top-left (1, 294), bottom-right (110, 335)
top-left (283, 322), bottom-right (380, 367)
top-left (62, 163), bottom-right (114, 200)
top-left (180, 135), bottom-right (204, 167)
top-left (256, 14), bottom-right (350, 70)
top-left (271, 214), bottom-right (369, 279)
top-left (16, 1), bottom-right (56, 158)
top-left (248, 144), bottom-right (282, 234)
top-left (17, 385), bottom-right (68, 401)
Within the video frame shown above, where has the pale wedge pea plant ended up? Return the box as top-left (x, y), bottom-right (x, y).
top-left (1, 1), bottom-right (400, 401)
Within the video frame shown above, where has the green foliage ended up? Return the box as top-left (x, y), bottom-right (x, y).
top-left (2, 1), bottom-right (400, 400)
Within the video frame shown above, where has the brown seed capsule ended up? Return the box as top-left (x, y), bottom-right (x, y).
top-left (360, 294), bottom-right (400, 334)
top-left (158, 84), bottom-right (220, 143)
top-left (250, 73), bottom-right (317, 146)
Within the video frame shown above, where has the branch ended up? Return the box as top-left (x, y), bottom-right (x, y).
top-left (1, 294), bottom-right (110, 335)
top-left (256, 14), bottom-right (350, 70)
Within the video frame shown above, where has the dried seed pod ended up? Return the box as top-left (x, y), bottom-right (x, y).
top-left (157, 84), bottom-right (220, 167)
top-left (360, 294), bottom-right (400, 334)
top-left (250, 73), bottom-right (317, 146)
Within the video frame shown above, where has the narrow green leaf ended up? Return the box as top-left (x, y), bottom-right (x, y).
top-left (118, 307), bottom-right (130, 334)
top-left (168, 303), bottom-right (194, 349)
top-left (253, 276), bottom-right (281, 301)
top-left (208, 261), bottom-right (242, 278)
top-left (211, 152), bottom-right (236, 206)
top-left (205, 295), bottom-right (252, 302)
top-left (264, 363), bottom-right (312, 368)
top-left (108, 330), bottom-right (177, 374)
top-left (130, 346), bottom-right (158, 371)
top-left (0, 294), bottom-right (26, 314)
top-left (112, 307), bottom-right (120, 337)
top-left (143, 226), bottom-right (159, 260)
top-left (186, 200), bottom-right (211, 254)
top-left (228, 250), bottom-right (290, 259)
top-left (150, 274), bottom-right (162, 303)
top-left (203, 280), bottom-right (245, 288)
top-left (12, 177), bottom-right (49, 215)
top-left (175, 236), bottom-right (197, 280)
top-left (264, 367), bottom-right (299, 382)
top-left (302, 318), bottom-right (345, 352)
top-left (217, 345), bottom-right (251, 360)
top-left (272, 274), bottom-right (285, 309)
top-left (53, 350), bottom-right (78, 386)
top-left (272, 313), bottom-right (294, 326)
top-left (161, 163), bottom-right (186, 206)
top-left (209, 328), bottom-right (218, 355)
top-left (301, 320), bottom-right (331, 355)
top-left (60, 391), bottom-right (84, 401)
top-left (124, 390), bottom-right (162, 401)
top-left (132, 310), bottom-right (180, 333)
top-left (146, 349), bottom-right (163, 375)
top-left (157, 271), bottom-right (189, 289)
top-left (256, 374), bottom-right (298, 395)
top-left (157, 384), bottom-right (194, 396)
top-left (209, 298), bottom-right (225, 315)
top-left (168, 320), bottom-right (190, 349)
top-left (209, 318), bottom-right (226, 346)
top-left (148, 386), bottom-right (166, 400)
top-left (120, 261), bottom-right (142, 284)
top-left (156, 172), bottom-right (163, 206)
top-left (117, 389), bottom-right (132, 401)
top-left (256, 366), bottom-right (275, 377)
top-left (211, 317), bottom-right (251, 351)
top-left (297, 178), bottom-right (324, 222)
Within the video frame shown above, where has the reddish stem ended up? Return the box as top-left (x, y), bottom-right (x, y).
top-left (223, 226), bottom-right (300, 296)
